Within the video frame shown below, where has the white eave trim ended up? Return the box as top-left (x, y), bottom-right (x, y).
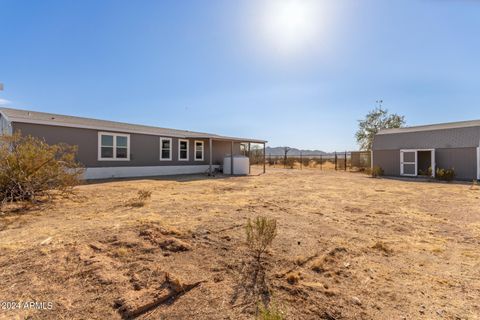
top-left (0, 110), bottom-right (11, 123)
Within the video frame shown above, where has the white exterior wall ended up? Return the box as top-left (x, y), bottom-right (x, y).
top-left (84, 164), bottom-right (219, 180)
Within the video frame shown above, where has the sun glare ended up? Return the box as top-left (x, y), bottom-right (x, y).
top-left (258, 0), bottom-right (324, 56)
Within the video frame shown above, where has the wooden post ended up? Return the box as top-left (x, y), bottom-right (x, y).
top-left (320, 155), bottom-right (322, 170)
top-left (231, 141), bottom-right (234, 175)
top-left (263, 143), bottom-right (266, 174)
top-left (335, 152), bottom-right (337, 171)
top-left (209, 138), bottom-right (213, 176)
top-left (344, 151), bottom-right (347, 171)
top-left (248, 142), bottom-right (251, 175)
top-left (300, 152), bottom-right (303, 170)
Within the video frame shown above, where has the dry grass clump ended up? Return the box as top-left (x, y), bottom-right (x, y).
top-left (126, 189), bottom-right (152, 207)
top-left (0, 132), bottom-right (83, 207)
top-left (246, 216), bottom-right (277, 263)
top-left (285, 272), bottom-right (302, 285)
top-left (311, 259), bottom-right (326, 273)
top-left (372, 241), bottom-right (393, 255)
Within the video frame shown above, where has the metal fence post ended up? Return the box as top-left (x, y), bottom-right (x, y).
top-left (334, 152), bottom-right (337, 170)
top-left (300, 152), bottom-right (303, 170)
top-left (345, 151), bottom-right (347, 171)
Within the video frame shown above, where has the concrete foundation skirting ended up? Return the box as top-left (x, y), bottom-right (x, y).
top-left (84, 165), bottom-right (219, 179)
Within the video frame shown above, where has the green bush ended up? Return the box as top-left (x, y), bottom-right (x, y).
top-left (258, 302), bottom-right (285, 320)
top-left (370, 166), bottom-right (384, 178)
top-left (435, 168), bottom-right (455, 181)
top-left (418, 166), bottom-right (432, 177)
top-left (0, 133), bottom-right (84, 205)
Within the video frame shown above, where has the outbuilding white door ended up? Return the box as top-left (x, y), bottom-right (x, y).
top-left (400, 150), bottom-right (417, 176)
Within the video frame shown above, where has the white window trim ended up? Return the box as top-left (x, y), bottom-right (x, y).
top-left (400, 149), bottom-right (435, 178)
top-left (178, 139), bottom-right (189, 161)
top-left (159, 137), bottom-right (172, 161)
top-left (98, 131), bottom-right (130, 161)
top-left (194, 140), bottom-right (204, 161)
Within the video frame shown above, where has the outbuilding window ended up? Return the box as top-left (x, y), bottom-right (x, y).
top-left (179, 139), bottom-right (189, 161)
top-left (98, 132), bottom-right (130, 161)
top-left (160, 137), bottom-right (172, 161)
top-left (194, 141), bottom-right (204, 161)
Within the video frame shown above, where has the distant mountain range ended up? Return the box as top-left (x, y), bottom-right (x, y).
top-left (265, 147), bottom-right (331, 156)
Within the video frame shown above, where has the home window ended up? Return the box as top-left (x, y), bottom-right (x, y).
top-left (194, 141), bottom-right (204, 161)
top-left (160, 137), bottom-right (172, 160)
top-left (179, 139), bottom-right (189, 161)
top-left (98, 132), bottom-right (130, 161)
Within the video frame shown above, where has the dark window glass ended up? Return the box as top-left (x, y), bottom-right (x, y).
top-left (101, 147), bottom-right (114, 158)
top-left (180, 150), bottom-right (188, 159)
top-left (161, 139), bottom-right (170, 149)
top-left (196, 151), bottom-right (203, 160)
top-left (116, 136), bottom-right (128, 148)
top-left (116, 147), bottom-right (128, 158)
top-left (162, 150), bottom-right (170, 159)
top-left (101, 135), bottom-right (113, 146)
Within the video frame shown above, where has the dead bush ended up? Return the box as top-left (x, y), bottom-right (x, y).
top-left (471, 180), bottom-right (479, 190)
top-left (246, 216), bottom-right (277, 263)
top-left (126, 189), bottom-right (152, 207)
top-left (0, 132), bottom-right (83, 205)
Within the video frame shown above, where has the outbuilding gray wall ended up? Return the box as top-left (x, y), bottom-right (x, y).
top-left (372, 126), bottom-right (480, 180)
top-left (12, 122), bottom-right (242, 168)
top-left (373, 126), bottom-right (480, 150)
top-left (373, 148), bottom-right (477, 180)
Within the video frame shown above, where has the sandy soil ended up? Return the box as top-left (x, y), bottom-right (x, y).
top-left (0, 167), bottom-right (479, 319)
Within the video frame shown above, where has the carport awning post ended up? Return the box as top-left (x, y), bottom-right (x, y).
top-left (231, 141), bottom-right (234, 175)
top-left (209, 138), bottom-right (212, 176)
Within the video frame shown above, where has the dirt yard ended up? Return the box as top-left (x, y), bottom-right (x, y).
top-left (0, 168), bottom-right (479, 320)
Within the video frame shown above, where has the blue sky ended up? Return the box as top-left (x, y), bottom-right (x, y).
top-left (0, 0), bottom-right (479, 151)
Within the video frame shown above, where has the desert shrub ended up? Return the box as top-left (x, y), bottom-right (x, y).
top-left (471, 180), bottom-right (479, 190)
top-left (0, 133), bottom-right (83, 205)
top-left (126, 189), bottom-right (152, 207)
top-left (257, 302), bottom-right (285, 320)
top-left (246, 216), bottom-right (277, 262)
top-left (369, 166), bottom-right (384, 178)
top-left (284, 158), bottom-right (295, 169)
top-left (300, 157), bottom-right (310, 168)
top-left (418, 166), bottom-right (432, 177)
top-left (435, 168), bottom-right (455, 181)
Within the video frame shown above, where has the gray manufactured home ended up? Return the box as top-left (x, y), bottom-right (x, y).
top-left (372, 120), bottom-right (480, 181)
top-left (0, 108), bottom-right (266, 179)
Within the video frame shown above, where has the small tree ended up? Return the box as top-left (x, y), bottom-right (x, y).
top-left (356, 102), bottom-right (405, 150)
top-left (246, 216), bottom-right (277, 263)
top-left (0, 132), bottom-right (84, 205)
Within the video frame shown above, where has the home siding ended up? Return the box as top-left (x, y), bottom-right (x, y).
top-left (12, 122), bottom-right (242, 168)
